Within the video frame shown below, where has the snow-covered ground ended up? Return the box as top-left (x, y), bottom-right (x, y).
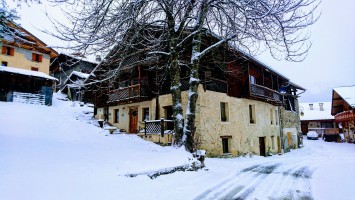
top-left (1, 94), bottom-right (354, 200)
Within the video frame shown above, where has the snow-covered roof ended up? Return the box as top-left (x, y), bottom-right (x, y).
top-left (300, 102), bottom-right (334, 121)
top-left (71, 71), bottom-right (90, 79)
top-left (0, 66), bottom-right (58, 81)
top-left (333, 86), bottom-right (355, 108)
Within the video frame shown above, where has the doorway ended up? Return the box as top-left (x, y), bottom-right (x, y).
top-left (129, 107), bottom-right (138, 133)
top-left (259, 137), bottom-right (266, 157)
top-left (164, 106), bottom-right (174, 130)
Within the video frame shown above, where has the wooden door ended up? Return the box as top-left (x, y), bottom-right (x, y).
top-left (129, 107), bottom-right (138, 133)
top-left (259, 137), bottom-right (266, 157)
top-left (277, 136), bottom-right (281, 154)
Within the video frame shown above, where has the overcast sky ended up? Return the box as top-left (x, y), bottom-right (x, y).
top-left (6, 0), bottom-right (355, 103)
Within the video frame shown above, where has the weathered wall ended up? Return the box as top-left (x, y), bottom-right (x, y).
top-left (0, 44), bottom-right (51, 74)
top-left (96, 85), bottom-right (284, 157)
top-left (280, 99), bottom-right (301, 151)
top-left (196, 86), bottom-right (280, 156)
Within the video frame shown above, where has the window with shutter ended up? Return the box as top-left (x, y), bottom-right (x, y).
top-left (32, 53), bottom-right (43, 62)
top-left (1, 46), bottom-right (14, 56)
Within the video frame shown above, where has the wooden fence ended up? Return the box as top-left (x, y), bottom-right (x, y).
top-left (13, 92), bottom-right (45, 105)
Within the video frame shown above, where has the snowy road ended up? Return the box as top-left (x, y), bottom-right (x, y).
top-left (1, 99), bottom-right (355, 200)
top-left (189, 139), bottom-right (355, 200)
top-left (193, 162), bottom-right (314, 200)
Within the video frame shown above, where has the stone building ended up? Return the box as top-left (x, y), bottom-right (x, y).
top-left (87, 29), bottom-right (304, 156)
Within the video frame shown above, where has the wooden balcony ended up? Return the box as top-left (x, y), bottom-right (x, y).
top-left (107, 84), bottom-right (151, 103)
top-left (250, 83), bottom-right (282, 104)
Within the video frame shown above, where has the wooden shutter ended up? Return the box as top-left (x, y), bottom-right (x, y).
top-left (9, 47), bottom-right (14, 56)
top-left (32, 53), bottom-right (36, 61)
top-left (38, 54), bottom-right (42, 62)
top-left (1, 46), bottom-right (6, 54)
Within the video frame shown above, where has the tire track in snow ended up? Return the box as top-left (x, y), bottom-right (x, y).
top-left (193, 162), bottom-right (316, 200)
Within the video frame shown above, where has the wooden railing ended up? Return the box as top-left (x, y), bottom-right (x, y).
top-left (144, 118), bottom-right (174, 137)
top-left (308, 128), bottom-right (339, 135)
top-left (13, 92), bottom-right (45, 105)
top-left (107, 84), bottom-right (150, 103)
top-left (250, 83), bottom-right (282, 103)
top-left (335, 110), bottom-right (355, 122)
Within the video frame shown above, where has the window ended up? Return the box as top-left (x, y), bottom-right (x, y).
top-left (142, 107), bottom-right (149, 121)
top-left (32, 53), bottom-right (43, 62)
top-left (114, 109), bottom-right (119, 123)
top-left (31, 67), bottom-right (38, 71)
top-left (1, 46), bottom-right (14, 56)
top-left (250, 75), bottom-right (256, 84)
top-left (1, 61), bottom-right (8, 66)
top-left (275, 110), bottom-right (278, 125)
top-left (220, 102), bottom-right (229, 122)
top-left (270, 109), bottom-right (274, 125)
top-left (222, 138), bottom-right (230, 154)
top-left (249, 104), bottom-right (256, 124)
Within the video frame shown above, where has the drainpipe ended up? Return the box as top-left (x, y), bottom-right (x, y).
top-left (278, 106), bottom-right (284, 154)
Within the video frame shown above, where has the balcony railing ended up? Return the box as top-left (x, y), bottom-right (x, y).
top-left (107, 84), bottom-right (151, 103)
top-left (250, 83), bottom-right (282, 103)
top-left (335, 110), bottom-right (355, 122)
top-left (205, 77), bottom-right (227, 93)
top-left (308, 128), bottom-right (339, 135)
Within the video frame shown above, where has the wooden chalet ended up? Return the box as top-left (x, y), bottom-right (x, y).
top-left (331, 86), bottom-right (355, 142)
top-left (86, 27), bottom-right (305, 156)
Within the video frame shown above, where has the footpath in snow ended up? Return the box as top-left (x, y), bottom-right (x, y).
top-left (1, 94), bottom-right (355, 200)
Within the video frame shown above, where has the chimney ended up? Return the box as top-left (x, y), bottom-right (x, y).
top-left (309, 104), bottom-right (313, 110)
top-left (319, 103), bottom-right (324, 111)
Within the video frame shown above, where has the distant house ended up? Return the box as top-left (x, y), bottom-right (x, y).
top-left (50, 53), bottom-right (97, 90)
top-left (331, 86), bottom-right (355, 142)
top-left (300, 102), bottom-right (339, 141)
top-left (85, 28), bottom-right (304, 156)
top-left (50, 53), bottom-right (97, 103)
top-left (60, 71), bottom-right (90, 102)
top-left (0, 21), bottom-right (58, 105)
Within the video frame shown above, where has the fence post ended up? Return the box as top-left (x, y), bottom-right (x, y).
top-left (145, 121), bottom-right (147, 137)
top-left (160, 118), bottom-right (164, 137)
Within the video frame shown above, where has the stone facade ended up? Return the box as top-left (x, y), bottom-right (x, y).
top-left (96, 84), bottom-right (299, 157)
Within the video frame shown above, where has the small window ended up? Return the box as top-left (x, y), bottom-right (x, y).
top-left (114, 109), bottom-right (119, 123)
top-left (250, 75), bottom-right (256, 84)
top-left (142, 107), bottom-right (149, 121)
top-left (249, 104), bottom-right (256, 124)
top-left (31, 67), bottom-right (38, 71)
top-left (1, 61), bottom-right (8, 66)
top-left (1, 46), bottom-right (14, 56)
top-left (270, 109), bottom-right (274, 125)
top-left (220, 102), bottom-right (229, 122)
top-left (275, 110), bottom-right (278, 125)
top-left (222, 138), bottom-right (230, 154)
top-left (32, 53), bottom-right (43, 62)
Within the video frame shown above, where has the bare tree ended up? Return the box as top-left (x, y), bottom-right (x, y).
top-left (1, 0), bottom-right (41, 39)
top-left (47, 0), bottom-right (319, 152)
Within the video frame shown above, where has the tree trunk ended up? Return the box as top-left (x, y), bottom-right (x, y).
top-left (166, 10), bottom-right (184, 147)
top-left (183, 0), bottom-right (209, 152)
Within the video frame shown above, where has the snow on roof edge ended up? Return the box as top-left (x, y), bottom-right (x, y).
top-left (0, 66), bottom-right (58, 81)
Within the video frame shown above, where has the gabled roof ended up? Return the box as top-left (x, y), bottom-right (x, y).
top-left (333, 86), bottom-right (355, 108)
top-left (0, 66), bottom-right (58, 81)
top-left (1, 21), bottom-right (58, 59)
top-left (331, 85), bottom-right (355, 115)
top-left (61, 71), bottom-right (90, 89)
top-left (300, 102), bottom-right (334, 121)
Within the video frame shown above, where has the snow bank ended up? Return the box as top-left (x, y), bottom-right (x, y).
top-left (0, 93), bottom-right (191, 200)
